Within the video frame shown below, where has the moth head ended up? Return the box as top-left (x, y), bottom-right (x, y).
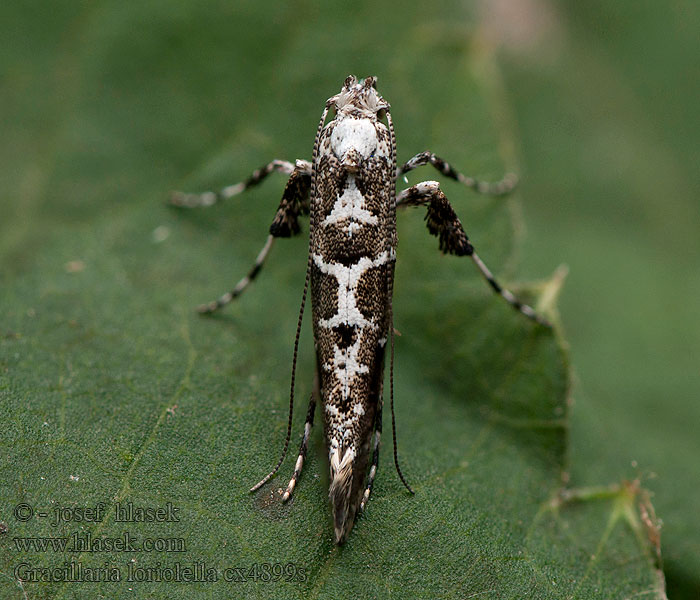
top-left (331, 75), bottom-right (390, 118)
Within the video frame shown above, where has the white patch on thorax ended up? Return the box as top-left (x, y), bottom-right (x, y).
top-left (322, 176), bottom-right (378, 236)
top-left (330, 118), bottom-right (377, 160)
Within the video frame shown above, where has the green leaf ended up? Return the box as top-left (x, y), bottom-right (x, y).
top-left (0, 2), bottom-right (665, 598)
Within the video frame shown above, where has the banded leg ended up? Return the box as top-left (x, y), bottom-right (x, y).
top-left (282, 392), bottom-right (317, 502)
top-left (169, 159), bottom-right (311, 207)
top-left (197, 234), bottom-right (275, 313)
top-left (398, 151), bottom-right (517, 196)
top-left (195, 164), bottom-right (312, 314)
top-left (359, 402), bottom-right (382, 513)
top-left (397, 181), bottom-right (550, 327)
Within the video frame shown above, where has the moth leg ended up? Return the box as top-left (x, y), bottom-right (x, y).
top-left (279, 366), bottom-right (319, 501)
top-left (196, 234), bottom-right (275, 314)
top-left (398, 151), bottom-right (517, 196)
top-left (282, 384), bottom-right (318, 502)
top-left (195, 163), bottom-right (312, 314)
top-left (359, 401), bottom-right (382, 513)
top-left (169, 159), bottom-right (311, 207)
top-left (397, 181), bottom-right (550, 327)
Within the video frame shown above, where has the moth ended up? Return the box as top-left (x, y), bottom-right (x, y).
top-left (171, 76), bottom-right (549, 544)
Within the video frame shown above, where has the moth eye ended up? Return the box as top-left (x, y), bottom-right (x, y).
top-left (376, 109), bottom-right (386, 121)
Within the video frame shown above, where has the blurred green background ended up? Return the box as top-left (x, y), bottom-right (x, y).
top-left (2, 0), bottom-right (698, 597)
top-left (495, 1), bottom-right (700, 597)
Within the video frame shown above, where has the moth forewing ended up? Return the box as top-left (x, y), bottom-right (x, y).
top-left (310, 76), bottom-right (395, 543)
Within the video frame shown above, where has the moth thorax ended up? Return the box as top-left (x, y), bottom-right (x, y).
top-left (330, 117), bottom-right (378, 165)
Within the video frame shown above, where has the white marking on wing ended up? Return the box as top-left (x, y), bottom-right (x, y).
top-left (323, 336), bottom-right (369, 403)
top-left (322, 176), bottom-right (378, 236)
top-left (312, 252), bottom-right (388, 330)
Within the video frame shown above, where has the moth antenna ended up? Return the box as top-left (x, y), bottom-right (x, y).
top-left (249, 266), bottom-right (310, 492)
top-left (386, 109), bottom-right (414, 495)
top-left (250, 104), bottom-right (330, 493)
